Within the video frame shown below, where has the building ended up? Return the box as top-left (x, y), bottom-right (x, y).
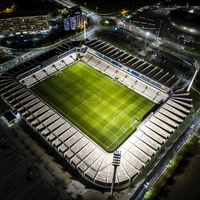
top-left (1, 110), bottom-right (18, 125)
top-left (63, 6), bottom-right (82, 31)
top-left (167, 9), bottom-right (200, 44)
top-left (0, 11), bottom-right (49, 35)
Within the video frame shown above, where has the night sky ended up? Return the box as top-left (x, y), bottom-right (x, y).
top-left (12, 0), bottom-right (58, 12)
top-left (12, 0), bottom-right (200, 14)
top-left (12, 0), bottom-right (150, 13)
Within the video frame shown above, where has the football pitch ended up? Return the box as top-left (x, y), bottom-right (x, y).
top-left (31, 61), bottom-right (155, 152)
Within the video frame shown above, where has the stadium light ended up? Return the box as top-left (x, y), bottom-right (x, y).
top-left (145, 32), bottom-right (150, 49)
top-left (187, 60), bottom-right (200, 92)
top-left (84, 20), bottom-right (87, 41)
top-left (110, 150), bottom-right (121, 197)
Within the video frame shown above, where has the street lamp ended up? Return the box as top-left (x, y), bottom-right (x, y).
top-left (157, 20), bottom-right (162, 37)
top-left (187, 60), bottom-right (200, 92)
top-left (84, 2), bottom-right (86, 8)
top-left (84, 20), bottom-right (87, 41)
top-left (145, 32), bottom-right (150, 49)
top-left (110, 151), bottom-right (121, 197)
top-left (96, 7), bottom-right (98, 14)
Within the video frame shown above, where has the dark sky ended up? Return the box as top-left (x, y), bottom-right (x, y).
top-left (71, 0), bottom-right (148, 13)
top-left (11, 0), bottom-right (156, 13)
top-left (13, 0), bottom-right (58, 11)
top-left (12, 0), bottom-right (141, 13)
top-left (11, 0), bottom-right (200, 14)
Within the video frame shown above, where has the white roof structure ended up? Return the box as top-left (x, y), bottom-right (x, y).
top-left (159, 107), bottom-right (183, 123)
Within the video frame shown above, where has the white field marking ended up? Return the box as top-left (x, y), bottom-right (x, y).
top-left (111, 103), bottom-right (137, 121)
top-left (67, 81), bottom-right (113, 115)
top-left (41, 63), bottom-right (152, 149)
top-left (63, 81), bottom-right (124, 148)
top-left (61, 113), bottom-right (125, 149)
top-left (131, 120), bottom-right (138, 127)
top-left (122, 117), bottom-right (138, 130)
top-left (107, 129), bottom-right (129, 148)
top-left (102, 126), bottom-right (119, 138)
top-left (66, 91), bottom-right (101, 115)
top-left (41, 79), bottom-right (148, 143)
top-left (107, 103), bottom-right (145, 130)
top-left (106, 115), bottom-right (142, 148)
top-left (64, 112), bottom-right (117, 149)
top-left (113, 110), bottom-right (122, 119)
top-left (38, 88), bottom-right (129, 148)
top-left (82, 91), bottom-right (102, 104)
top-left (104, 114), bottom-right (140, 138)
top-left (104, 105), bottom-right (146, 148)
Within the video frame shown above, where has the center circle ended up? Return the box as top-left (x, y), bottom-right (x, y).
top-left (83, 90), bottom-right (101, 103)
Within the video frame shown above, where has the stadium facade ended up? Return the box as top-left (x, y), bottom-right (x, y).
top-left (167, 9), bottom-right (200, 43)
top-left (0, 40), bottom-right (193, 188)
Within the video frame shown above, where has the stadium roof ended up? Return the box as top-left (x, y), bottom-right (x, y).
top-left (168, 9), bottom-right (200, 37)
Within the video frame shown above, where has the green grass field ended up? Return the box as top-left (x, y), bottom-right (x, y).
top-left (31, 61), bottom-right (155, 152)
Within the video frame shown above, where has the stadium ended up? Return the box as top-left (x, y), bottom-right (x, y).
top-left (0, 39), bottom-right (193, 188)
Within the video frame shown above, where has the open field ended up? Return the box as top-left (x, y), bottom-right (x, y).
top-left (31, 61), bottom-right (155, 152)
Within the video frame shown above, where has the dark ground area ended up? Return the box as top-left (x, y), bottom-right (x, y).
top-left (0, 97), bottom-right (71, 200)
top-left (156, 152), bottom-right (200, 200)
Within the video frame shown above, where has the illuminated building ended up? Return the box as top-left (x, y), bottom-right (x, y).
top-left (63, 6), bottom-right (82, 31)
top-left (0, 11), bottom-right (49, 34)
